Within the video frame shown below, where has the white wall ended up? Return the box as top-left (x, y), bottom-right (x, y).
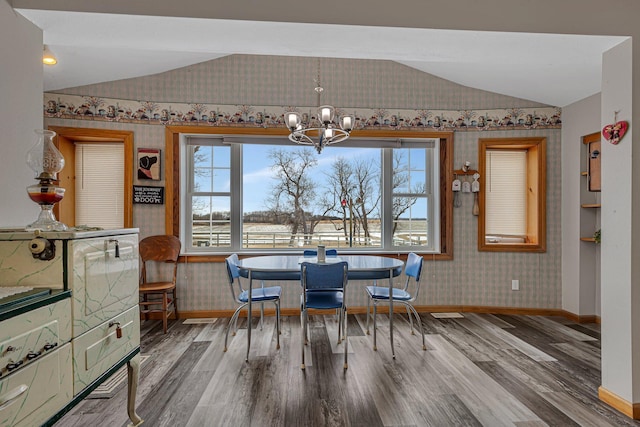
top-left (0, 0), bottom-right (43, 227)
top-left (600, 38), bottom-right (639, 404)
top-left (561, 93), bottom-right (601, 316)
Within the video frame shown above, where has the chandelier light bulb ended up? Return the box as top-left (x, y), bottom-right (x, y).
top-left (318, 105), bottom-right (334, 124)
top-left (341, 115), bottom-right (354, 131)
top-left (324, 128), bottom-right (334, 139)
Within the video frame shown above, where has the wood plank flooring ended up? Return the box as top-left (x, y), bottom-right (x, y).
top-left (55, 313), bottom-right (640, 427)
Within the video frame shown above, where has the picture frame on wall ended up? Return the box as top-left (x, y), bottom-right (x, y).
top-left (137, 148), bottom-right (161, 180)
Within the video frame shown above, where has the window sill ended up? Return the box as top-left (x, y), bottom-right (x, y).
top-left (478, 242), bottom-right (546, 253)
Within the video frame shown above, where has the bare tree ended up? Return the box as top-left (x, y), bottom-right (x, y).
top-left (319, 156), bottom-right (381, 246)
top-left (318, 157), bottom-right (354, 242)
top-left (267, 148), bottom-right (318, 246)
top-left (352, 158), bottom-right (381, 244)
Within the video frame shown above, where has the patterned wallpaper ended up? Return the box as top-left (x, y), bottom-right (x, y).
top-left (44, 55), bottom-right (562, 312)
top-left (55, 55), bottom-right (550, 110)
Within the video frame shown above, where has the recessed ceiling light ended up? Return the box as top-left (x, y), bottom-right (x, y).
top-left (43, 45), bottom-right (57, 65)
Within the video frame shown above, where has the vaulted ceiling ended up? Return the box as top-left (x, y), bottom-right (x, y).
top-left (16, 5), bottom-right (626, 107)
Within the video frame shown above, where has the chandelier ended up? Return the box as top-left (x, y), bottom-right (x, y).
top-left (284, 60), bottom-right (354, 154)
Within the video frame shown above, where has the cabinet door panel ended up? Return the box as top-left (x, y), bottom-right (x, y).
top-left (72, 306), bottom-right (140, 394)
top-left (69, 234), bottom-right (139, 336)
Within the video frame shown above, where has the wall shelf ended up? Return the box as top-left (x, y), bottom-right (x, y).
top-left (580, 237), bottom-right (597, 242)
top-left (453, 168), bottom-right (479, 176)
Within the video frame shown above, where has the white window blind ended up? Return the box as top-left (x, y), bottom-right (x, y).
top-left (75, 143), bottom-right (124, 228)
top-left (486, 150), bottom-right (526, 236)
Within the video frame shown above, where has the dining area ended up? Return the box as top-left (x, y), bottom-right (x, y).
top-left (224, 250), bottom-right (427, 369)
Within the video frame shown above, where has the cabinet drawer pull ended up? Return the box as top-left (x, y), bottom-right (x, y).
top-left (109, 321), bottom-right (122, 338)
top-left (26, 350), bottom-right (41, 360)
top-left (0, 384), bottom-right (28, 411)
top-left (105, 239), bottom-right (120, 258)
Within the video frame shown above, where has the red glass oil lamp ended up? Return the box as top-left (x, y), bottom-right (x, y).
top-left (25, 129), bottom-right (68, 231)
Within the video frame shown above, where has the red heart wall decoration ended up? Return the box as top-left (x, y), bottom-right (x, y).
top-left (602, 120), bottom-right (629, 145)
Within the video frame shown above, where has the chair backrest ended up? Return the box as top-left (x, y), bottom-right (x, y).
top-left (139, 235), bottom-right (181, 285)
top-left (301, 261), bottom-right (348, 292)
top-left (402, 252), bottom-right (424, 297)
top-left (303, 249), bottom-right (338, 257)
top-left (225, 253), bottom-right (244, 302)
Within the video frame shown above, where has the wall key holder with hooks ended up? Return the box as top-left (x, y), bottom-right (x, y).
top-left (453, 164), bottom-right (480, 210)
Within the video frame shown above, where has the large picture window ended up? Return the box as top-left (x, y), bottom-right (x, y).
top-left (180, 135), bottom-right (441, 254)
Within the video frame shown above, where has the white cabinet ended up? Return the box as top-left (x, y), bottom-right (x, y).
top-left (0, 228), bottom-right (143, 427)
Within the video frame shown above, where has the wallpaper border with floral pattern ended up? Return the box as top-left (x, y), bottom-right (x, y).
top-left (44, 93), bottom-right (561, 132)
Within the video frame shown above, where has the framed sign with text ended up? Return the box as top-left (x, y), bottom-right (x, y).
top-left (133, 185), bottom-right (164, 204)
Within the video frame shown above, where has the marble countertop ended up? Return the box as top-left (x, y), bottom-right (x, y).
top-left (0, 227), bottom-right (139, 240)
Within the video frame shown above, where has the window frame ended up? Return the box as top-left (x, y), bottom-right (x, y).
top-left (182, 139), bottom-right (233, 250)
top-left (478, 137), bottom-right (546, 252)
top-left (165, 126), bottom-right (454, 260)
top-left (50, 126), bottom-right (134, 228)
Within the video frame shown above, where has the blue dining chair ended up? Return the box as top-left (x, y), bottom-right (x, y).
top-left (365, 252), bottom-right (426, 354)
top-left (303, 249), bottom-right (338, 257)
top-left (300, 261), bottom-right (349, 370)
top-left (224, 254), bottom-right (281, 352)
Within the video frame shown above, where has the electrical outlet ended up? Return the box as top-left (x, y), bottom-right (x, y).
top-left (512, 279), bottom-right (520, 291)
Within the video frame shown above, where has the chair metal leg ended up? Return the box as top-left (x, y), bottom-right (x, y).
top-left (365, 294), bottom-right (371, 335)
top-left (260, 302), bottom-right (264, 331)
top-left (224, 304), bottom-right (246, 352)
top-left (337, 307), bottom-right (343, 344)
top-left (342, 307), bottom-right (347, 342)
top-left (388, 275), bottom-right (395, 361)
top-left (406, 305), bottom-right (414, 335)
top-left (406, 304), bottom-right (427, 351)
top-left (275, 300), bottom-right (280, 350)
top-left (232, 312), bottom-right (240, 336)
top-left (277, 300), bottom-right (282, 335)
top-left (343, 307), bottom-right (348, 370)
top-left (301, 307), bottom-right (307, 370)
top-left (372, 301), bottom-right (378, 351)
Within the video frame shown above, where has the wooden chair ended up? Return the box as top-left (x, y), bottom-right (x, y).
top-left (139, 235), bottom-right (181, 333)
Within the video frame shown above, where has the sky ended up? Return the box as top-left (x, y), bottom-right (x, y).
top-left (241, 144), bottom-right (382, 213)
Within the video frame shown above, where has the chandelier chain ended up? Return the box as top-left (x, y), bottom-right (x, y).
top-left (314, 58), bottom-right (323, 103)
